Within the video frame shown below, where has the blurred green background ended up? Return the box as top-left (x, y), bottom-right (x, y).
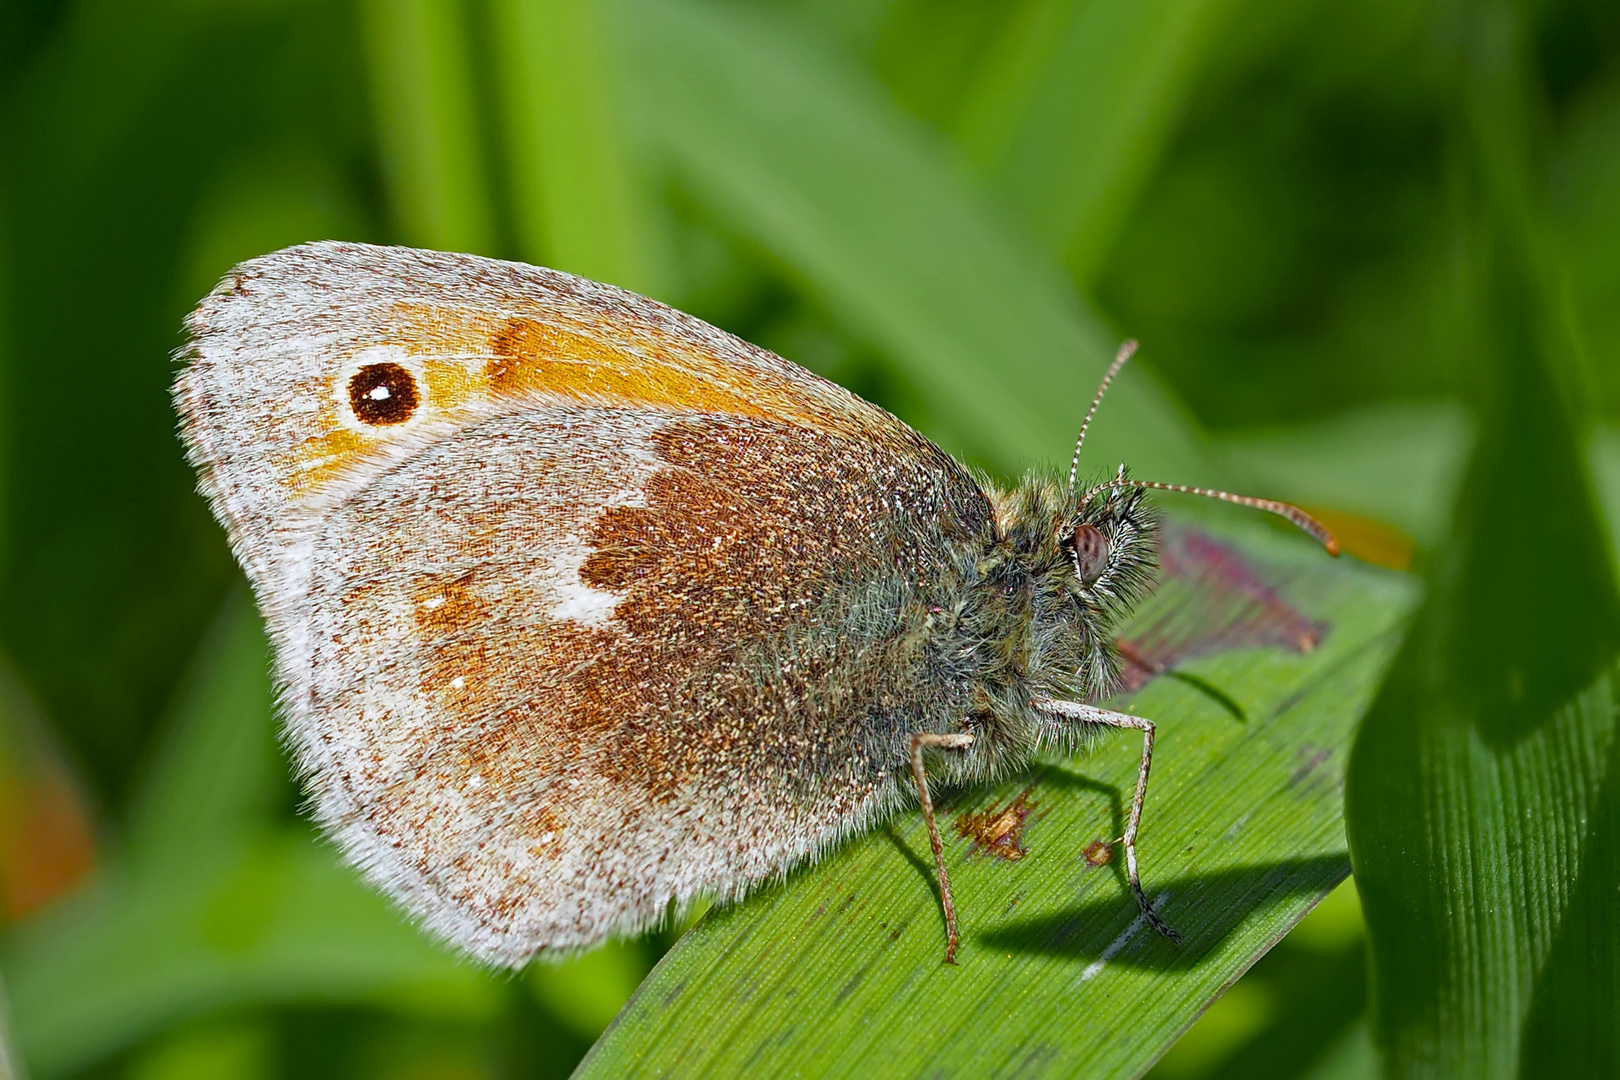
top-left (0, 0), bottom-right (1616, 1077)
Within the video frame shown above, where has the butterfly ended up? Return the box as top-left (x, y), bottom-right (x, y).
top-left (174, 241), bottom-right (1336, 966)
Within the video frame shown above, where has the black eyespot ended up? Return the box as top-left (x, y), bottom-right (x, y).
top-left (1071, 523), bottom-right (1109, 585)
top-left (348, 362), bottom-right (420, 425)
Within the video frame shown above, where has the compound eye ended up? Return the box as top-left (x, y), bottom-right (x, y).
top-left (1071, 523), bottom-right (1109, 585)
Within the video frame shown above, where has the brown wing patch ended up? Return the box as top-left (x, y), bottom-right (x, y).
top-left (278, 427), bottom-right (368, 499)
top-left (412, 570), bottom-right (492, 632)
top-left (303, 403), bottom-right (992, 954)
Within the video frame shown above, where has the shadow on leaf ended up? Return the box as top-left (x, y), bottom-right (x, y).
top-left (979, 855), bottom-right (1346, 970)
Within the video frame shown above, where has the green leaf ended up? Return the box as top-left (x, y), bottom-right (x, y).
top-left (1342, 6), bottom-right (1620, 1074)
top-left (1592, 425), bottom-right (1620, 571)
top-left (1554, 76), bottom-right (1620, 417)
top-left (1343, 324), bottom-right (1620, 1076)
top-left (957, 0), bottom-right (1244, 284)
top-left (123, 589), bottom-right (277, 874)
top-left (578, 523), bottom-right (1411, 1079)
top-left (619, 0), bottom-right (1212, 483)
top-left (1344, 330), bottom-right (1620, 1077)
top-left (356, 0), bottom-right (499, 253)
top-left (492, 0), bottom-right (650, 289)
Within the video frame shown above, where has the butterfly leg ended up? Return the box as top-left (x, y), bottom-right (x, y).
top-left (908, 731), bottom-right (974, 964)
top-left (1033, 698), bottom-right (1183, 944)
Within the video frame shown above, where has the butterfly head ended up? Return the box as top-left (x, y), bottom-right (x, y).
top-left (1060, 475), bottom-right (1159, 605)
top-left (983, 471), bottom-right (1159, 705)
top-left (975, 339), bottom-right (1338, 711)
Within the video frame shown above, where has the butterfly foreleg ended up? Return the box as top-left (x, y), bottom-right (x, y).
top-left (1032, 697), bottom-right (1183, 944)
top-left (908, 730), bottom-right (974, 964)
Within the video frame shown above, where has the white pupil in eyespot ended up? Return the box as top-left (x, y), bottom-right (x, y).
top-left (368, 385), bottom-right (392, 400)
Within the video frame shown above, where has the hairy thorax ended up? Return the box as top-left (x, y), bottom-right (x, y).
top-left (923, 474), bottom-right (1161, 782)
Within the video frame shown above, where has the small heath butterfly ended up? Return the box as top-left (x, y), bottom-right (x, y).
top-left (173, 242), bottom-right (1337, 965)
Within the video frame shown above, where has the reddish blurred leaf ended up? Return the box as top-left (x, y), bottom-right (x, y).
top-left (0, 665), bottom-right (95, 924)
top-left (1118, 525), bottom-right (1331, 693)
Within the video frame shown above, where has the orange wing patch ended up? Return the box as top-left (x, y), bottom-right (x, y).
top-left (483, 316), bottom-right (772, 420)
top-left (280, 302), bottom-right (844, 501)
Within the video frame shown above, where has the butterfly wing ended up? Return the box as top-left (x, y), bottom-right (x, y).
top-left (175, 243), bottom-right (995, 965)
top-left (176, 241), bottom-right (897, 590)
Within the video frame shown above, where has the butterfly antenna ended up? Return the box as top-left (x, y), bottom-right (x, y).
top-left (1084, 478), bottom-right (1341, 556)
top-left (1068, 339), bottom-right (1139, 491)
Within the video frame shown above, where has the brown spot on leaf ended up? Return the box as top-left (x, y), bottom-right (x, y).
top-left (1083, 840), bottom-right (1114, 867)
top-left (954, 787), bottom-right (1039, 861)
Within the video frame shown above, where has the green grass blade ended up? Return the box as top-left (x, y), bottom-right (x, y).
top-left (491, 0), bottom-right (649, 289)
top-left (957, 0), bottom-right (1242, 283)
top-left (123, 590), bottom-right (277, 873)
top-left (620, 0), bottom-right (1211, 482)
top-left (1344, 356), bottom-right (1620, 1076)
top-left (357, 0), bottom-right (499, 253)
top-left (1595, 426), bottom-right (1620, 570)
top-left (578, 525), bottom-right (1411, 1079)
top-left (1342, 8), bottom-right (1620, 1073)
top-left (950, 0), bottom-right (1079, 166)
top-left (1344, 350), bottom-right (1620, 1074)
top-left (3, 834), bottom-right (497, 1078)
top-left (1, 600), bottom-right (496, 1077)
